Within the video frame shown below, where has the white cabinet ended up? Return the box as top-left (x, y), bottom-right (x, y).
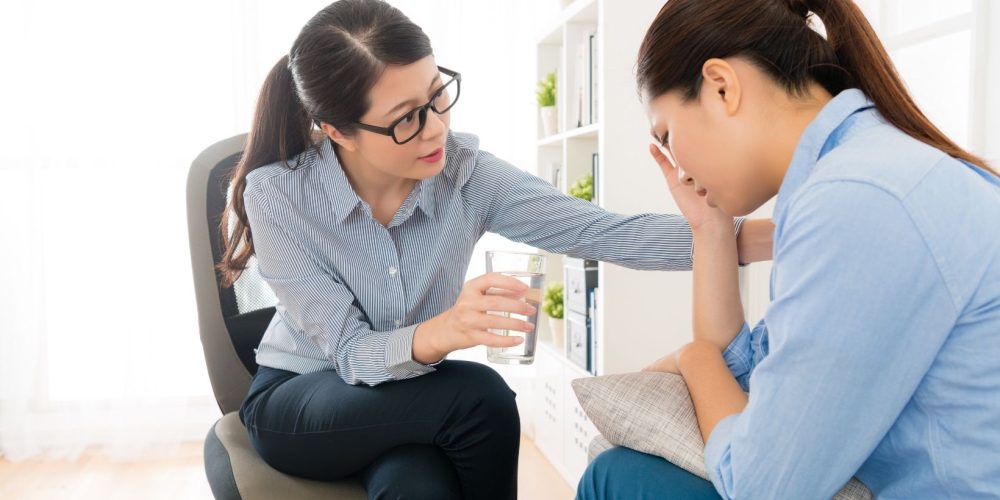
top-left (562, 363), bottom-right (599, 482)
top-left (530, 341), bottom-right (598, 488)
top-left (532, 343), bottom-right (565, 469)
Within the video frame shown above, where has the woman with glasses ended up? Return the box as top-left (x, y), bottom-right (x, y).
top-left (217, 1), bottom-right (772, 498)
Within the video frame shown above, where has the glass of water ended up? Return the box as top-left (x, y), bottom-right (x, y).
top-left (485, 251), bottom-right (546, 365)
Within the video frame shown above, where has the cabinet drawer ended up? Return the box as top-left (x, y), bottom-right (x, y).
top-left (564, 258), bottom-right (598, 315)
top-left (565, 311), bottom-right (590, 372)
top-left (563, 389), bottom-right (599, 484)
top-left (533, 347), bottom-right (564, 465)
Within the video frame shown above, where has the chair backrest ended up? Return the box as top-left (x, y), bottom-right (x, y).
top-left (187, 134), bottom-right (279, 414)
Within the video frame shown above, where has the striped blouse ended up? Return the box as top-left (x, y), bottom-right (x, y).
top-left (244, 131), bottom-right (735, 386)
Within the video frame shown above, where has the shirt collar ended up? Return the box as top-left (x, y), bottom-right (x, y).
top-left (386, 175), bottom-right (437, 227)
top-left (417, 175), bottom-right (437, 219)
top-left (316, 139), bottom-right (364, 223)
top-left (773, 88), bottom-right (875, 223)
top-left (317, 138), bottom-right (437, 224)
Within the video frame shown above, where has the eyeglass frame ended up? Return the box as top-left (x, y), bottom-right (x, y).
top-left (353, 66), bottom-right (461, 145)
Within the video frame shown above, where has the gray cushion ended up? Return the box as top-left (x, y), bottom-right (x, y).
top-left (207, 412), bottom-right (367, 500)
top-left (572, 372), bottom-right (872, 500)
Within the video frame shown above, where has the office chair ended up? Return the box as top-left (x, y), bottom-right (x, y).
top-left (187, 134), bottom-right (366, 500)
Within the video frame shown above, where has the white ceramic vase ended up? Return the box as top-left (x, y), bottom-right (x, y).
top-left (540, 106), bottom-right (558, 137)
top-left (549, 317), bottom-right (565, 349)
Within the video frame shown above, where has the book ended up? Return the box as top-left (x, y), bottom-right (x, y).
top-left (588, 31), bottom-right (598, 124)
top-left (589, 288), bottom-right (599, 375)
top-left (591, 153), bottom-right (600, 205)
top-left (577, 41), bottom-right (586, 127)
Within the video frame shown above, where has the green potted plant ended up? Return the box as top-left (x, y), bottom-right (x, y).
top-left (536, 72), bottom-right (558, 137)
top-left (542, 282), bottom-right (565, 348)
top-left (569, 174), bottom-right (594, 202)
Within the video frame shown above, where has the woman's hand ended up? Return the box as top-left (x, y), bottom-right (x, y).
top-left (641, 348), bottom-right (683, 375)
top-left (412, 272), bottom-right (537, 364)
top-left (674, 340), bottom-right (748, 442)
top-left (648, 143), bottom-right (731, 232)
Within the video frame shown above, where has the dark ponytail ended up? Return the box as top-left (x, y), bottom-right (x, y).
top-left (217, 0), bottom-right (433, 288)
top-left (804, 0), bottom-right (993, 174)
top-left (216, 56), bottom-right (311, 288)
top-left (637, 0), bottom-right (996, 177)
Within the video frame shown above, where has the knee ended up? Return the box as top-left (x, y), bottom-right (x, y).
top-left (470, 363), bottom-right (518, 417)
top-left (445, 361), bottom-right (517, 410)
top-left (576, 448), bottom-right (632, 500)
top-left (437, 361), bottom-right (520, 435)
top-left (578, 447), bottom-right (721, 500)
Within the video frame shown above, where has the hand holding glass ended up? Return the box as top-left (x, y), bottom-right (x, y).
top-left (485, 251), bottom-right (546, 365)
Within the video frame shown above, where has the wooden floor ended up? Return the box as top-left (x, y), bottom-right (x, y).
top-left (0, 435), bottom-right (573, 500)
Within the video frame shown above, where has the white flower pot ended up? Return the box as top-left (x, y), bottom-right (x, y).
top-left (549, 317), bottom-right (565, 349)
top-left (540, 106), bottom-right (558, 137)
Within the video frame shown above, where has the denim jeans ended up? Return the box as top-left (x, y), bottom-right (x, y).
top-left (577, 446), bottom-right (721, 500)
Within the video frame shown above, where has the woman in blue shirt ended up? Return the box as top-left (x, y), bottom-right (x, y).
top-left (215, 1), bottom-right (771, 499)
top-left (579, 0), bottom-right (1000, 498)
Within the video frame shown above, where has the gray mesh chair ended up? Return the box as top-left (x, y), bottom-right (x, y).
top-left (187, 134), bottom-right (366, 499)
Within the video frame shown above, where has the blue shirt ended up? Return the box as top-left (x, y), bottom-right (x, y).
top-left (244, 132), bottom-right (730, 386)
top-left (704, 89), bottom-right (1000, 498)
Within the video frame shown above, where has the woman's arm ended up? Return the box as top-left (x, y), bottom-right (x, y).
top-left (677, 341), bottom-right (747, 441)
top-left (691, 221), bottom-right (746, 351)
top-left (247, 183), bottom-right (531, 385)
top-left (736, 218), bottom-right (774, 264)
top-left (245, 184), bottom-right (437, 386)
top-left (470, 149), bottom-right (747, 271)
top-left (672, 220), bottom-right (751, 438)
top-left (697, 182), bottom-right (955, 499)
top-left (647, 141), bottom-right (750, 438)
top-left (649, 144), bottom-right (747, 350)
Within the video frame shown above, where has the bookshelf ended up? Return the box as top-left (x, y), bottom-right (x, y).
top-left (520, 0), bottom-right (708, 487)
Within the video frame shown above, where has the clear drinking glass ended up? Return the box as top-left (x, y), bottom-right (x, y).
top-left (485, 251), bottom-right (546, 365)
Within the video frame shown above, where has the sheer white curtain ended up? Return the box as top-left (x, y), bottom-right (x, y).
top-left (0, 0), bottom-right (543, 460)
top-left (0, 0), bottom-right (260, 461)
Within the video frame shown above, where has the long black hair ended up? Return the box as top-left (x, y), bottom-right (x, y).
top-left (218, 0), bottom-right (433, 287)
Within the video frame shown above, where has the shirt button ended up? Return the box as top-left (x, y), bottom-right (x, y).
top-left (388, 266), bottom-right (398, 277)
top-left (394, 319), bottom-right (402, 327)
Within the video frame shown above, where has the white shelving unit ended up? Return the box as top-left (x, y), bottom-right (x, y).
top-left (519, 0), bottom-right (710, 488)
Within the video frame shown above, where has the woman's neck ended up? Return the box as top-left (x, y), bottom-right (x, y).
top-left (335, 146), bottom-right (415, 226)
top-left (337, 147), bottom-right (414, 197)
top-left (762, 83), bottom-right (834, 192)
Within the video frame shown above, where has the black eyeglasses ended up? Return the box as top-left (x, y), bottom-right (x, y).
top-left (354, 66), bottom-right (461, 145)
